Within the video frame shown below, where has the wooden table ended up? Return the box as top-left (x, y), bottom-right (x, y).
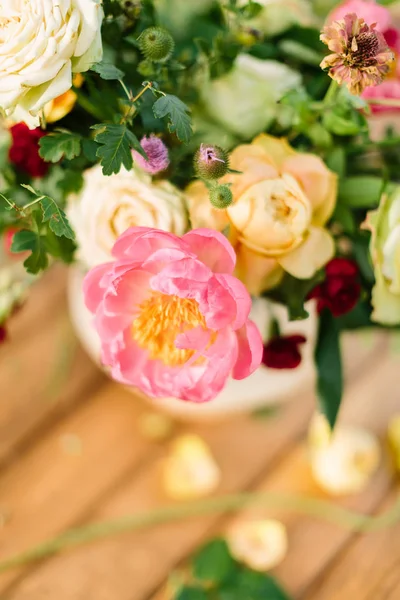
top-left (0, 267), bottom-right (399, 600)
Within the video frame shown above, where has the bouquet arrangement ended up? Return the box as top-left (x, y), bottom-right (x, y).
top-left (1, 0), bottom-right (400, 427)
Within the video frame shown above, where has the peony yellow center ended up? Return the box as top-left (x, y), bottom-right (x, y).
top-left (132, 293), bottom-right (206, 367)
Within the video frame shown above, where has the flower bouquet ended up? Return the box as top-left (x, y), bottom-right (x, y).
top-left (1, 0), bottom-right (400, 427)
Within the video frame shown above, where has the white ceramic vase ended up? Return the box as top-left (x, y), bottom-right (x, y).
top-left (68, 265), bottom-right (317, 421)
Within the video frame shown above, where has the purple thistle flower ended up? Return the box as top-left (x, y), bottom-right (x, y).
top-left (132, 135), bottom-right (170, 174)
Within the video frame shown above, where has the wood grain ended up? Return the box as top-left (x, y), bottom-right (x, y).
top-left (0, 269), bottom-right (398, 600)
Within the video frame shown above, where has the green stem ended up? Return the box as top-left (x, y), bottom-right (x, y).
top-left (323, 79), bottom-right (339, 105)
top-left (368, 98), bottom-right (400, 109)
top-left (74, 90), bottom-right (106, 121)
top-left (1, 491), bottom-right (400, 574)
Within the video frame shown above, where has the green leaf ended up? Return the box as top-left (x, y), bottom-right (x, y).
top-left (315, 310), bottom-right (343, 429)
top-left (91, 124), bottom-right (145, 176)
top-left (91, 61), bottom-right (125, 80)
top-left (45, 230), bottom-right (76, 264)
top-left (82, 138), bottom-right (99, 162)
top-left (57, 169), bottom-right (84, 195)
top-left (323, 111), bottom-right (361, 136)
top-left (266, 271), bottom-right (325, 321)
top-left (174, 587), bottom-right (208, 600)
top-left (39, 131), bottom-right (82, 163)
top-left (278, 40), bottom-right (323, 66)
top-left (325, 147), bottom-right (346, 178)
top-left (40, 196), bottom-right (75, 240)
top-left (220, 569), bottom-right (292, 600)
top-left (193, 539), bottom-right (235, 584)
top-left (339, 176), bottom-right (383, 208)
top-left (153, 94), bottom-right (192, 143)
top-left (11, 230), bottom-right (48, 274)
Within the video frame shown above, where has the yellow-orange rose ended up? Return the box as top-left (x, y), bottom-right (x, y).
top-left (186, 134), bottom-right (337, 294)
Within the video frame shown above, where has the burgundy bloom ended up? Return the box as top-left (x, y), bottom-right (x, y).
top-left (309, 258), bottom-right (361, 317)
top-left (9, 123), bottom-right (48, 178)
top-left (262, 335), bottom-right (307, 370)
top-left (0, 327), bottom-right (7, 344)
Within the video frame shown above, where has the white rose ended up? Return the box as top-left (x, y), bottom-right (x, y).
top-left (201, 54), bottom-right (302, 139)
top-left (67, 165), bottom-right (188, 268)
top-left (239, 0), bottom-right (317, 36)
top-left (0, 0), bottom-right (103, 128)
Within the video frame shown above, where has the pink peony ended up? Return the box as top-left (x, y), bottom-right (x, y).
top-left (328, 0), bottom-right (391, 31)
top-left (83, 227), bottom-right (263, 403)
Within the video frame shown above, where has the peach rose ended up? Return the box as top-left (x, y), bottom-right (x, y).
top-left (186, 134), bottom-right (337, 294)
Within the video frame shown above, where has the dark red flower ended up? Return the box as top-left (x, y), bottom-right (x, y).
top-left (9, 123), bottom-right (48, 178)
top-left (308, 258), bottom-right (361, 317)
top-left (0, 326), bottom-right (7, 344)
top-left (262, 335), bottom-right (307, 370)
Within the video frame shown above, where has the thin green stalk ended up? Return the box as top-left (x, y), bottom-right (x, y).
top-left (323, 79), bottom-right (339, 105)
top-left (368, 97), bottom-right (400, 109)
top-left (1, 491), bottom-right (400, 574)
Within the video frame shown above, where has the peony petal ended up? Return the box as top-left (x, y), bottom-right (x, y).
top-left (200, 276), bottom-right (238, 330)
top-left (94, 309), bottom-right (132, 342)
top-left (150, 257), bottom-right (212, 298)
top-left (112, 226), bottom-right (187, 261)
top-left (232, 319), bottom-right (263, 380)
top-left (107, 330), bottom-right (149, 385)
top-left (83, 262), bottom-right (113, 313)
top-left (214, 273), bottom-right (252, 329)
top-left (278, 226), bottom-right (335, 279)
top-left (183, 229), bottom-right (237, 274)
top-left (103, 269), bottom-right (152, 316)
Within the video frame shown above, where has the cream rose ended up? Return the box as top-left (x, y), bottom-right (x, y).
top-left (68, 165), bottom-right (188, 268)
top-left (201, 54), bottom-right (302, 139)
top-left (364, 187), bottom-right (400, 325)
top-left (186, 134), bottom-right (337, 294)
top-left (0, 0), bottom-right (103, 128)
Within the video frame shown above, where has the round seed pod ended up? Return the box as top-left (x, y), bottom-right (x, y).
top-left (209, 185), bottom-right (233, 209)
top-left (138, 27), bottom-right (175, 63)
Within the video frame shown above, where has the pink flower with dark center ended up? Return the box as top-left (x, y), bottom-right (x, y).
top-left (83, 227), bottom-right (263, 403)
top-left (132, 135), bottom-right (169, 174)
top-left (320, 13), bottom-right (394, 94)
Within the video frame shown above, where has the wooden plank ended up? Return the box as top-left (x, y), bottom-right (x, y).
top-left (0, 383), bottom-right (161, 593)
top-left (0, 267), bottom-right (104, 467)
top-left (302, 490), bottom-right (400, 600)
top-left (2, 336), bottom-right (388, 600)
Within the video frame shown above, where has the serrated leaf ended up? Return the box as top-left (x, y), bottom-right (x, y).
top-left (40, 196), bottom-right (75, 240)
top-left (153, 94), bottom-right (192, 143)
top-left (91, 61), bottom-right (125, 80)
top-left (82, 138), bottom-right (99, 162)
top-left (315, 310), bottom-right (343, 429)
top-left (91, 124), bottom-right (145, 176)
top-left (39, 132), bottom-right (82, 163)
top-left (193, 539), bottom-right (234, 584)
top-left (11, 230), bottom-right (48, 274)
top-left (45, 230), bottom-right (76, 264)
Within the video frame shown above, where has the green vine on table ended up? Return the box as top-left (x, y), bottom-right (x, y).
top-left (1, 490), bottom-right (399, 575)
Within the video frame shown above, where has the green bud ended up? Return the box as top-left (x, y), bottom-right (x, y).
top-left (119, 0), bottom-right (141, 20)
top-left (194, 144), bottom-right (229, 180)
top-left (209, 185), bottom-right (233, 209)
top-left (138, 27), bottom-right (175, 63)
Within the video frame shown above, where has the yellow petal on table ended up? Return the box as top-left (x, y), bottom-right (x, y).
top-left (162, 435), bottom-right (220, 500)
top-left (308, 414), bottom-right (381, 496)
top-left (138, 411), bottom-right (174, 442)
top-left (227, 518), bottom-right (288, 571)
top-left (387, 415), bottom-right (400, 472)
